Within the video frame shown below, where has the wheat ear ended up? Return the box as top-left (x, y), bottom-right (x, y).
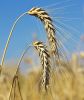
top-left (28, 7), bottom-right (73, 81)
top-left (33, 41), bottom-right (51, 91)
top-left (28, 8), bottom-right (59, 59)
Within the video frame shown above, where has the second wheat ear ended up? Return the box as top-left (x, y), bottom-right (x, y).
top-left (28, 7), bottom-right (59, 60)
top-left (33, 41), bottom-right (51, 92)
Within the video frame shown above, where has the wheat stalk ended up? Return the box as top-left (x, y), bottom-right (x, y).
top-left (9, 45), bottom-right (31, 100)
top-left (28, 8), bottom-right (59, 60)
top-left (33, 41), bottom-right (51, 92)
top-left (0, 12), bottom-right (27, 74)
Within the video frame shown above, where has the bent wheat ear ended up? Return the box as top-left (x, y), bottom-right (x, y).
top-left (28, 8), bottom-right (59, 59)
top-left (28, 8), bottom-right (73, 81)
top-left (33, 41), bottom-right (51, 91)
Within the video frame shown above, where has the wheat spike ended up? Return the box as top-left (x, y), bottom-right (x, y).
top-left (28, 8), bottom-right (59, 60)
top-left (28, 8), bottom-right (75, 82)
top-left (33, 41), bottom-right (51, 91)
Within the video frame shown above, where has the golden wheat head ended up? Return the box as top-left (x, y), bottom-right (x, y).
top-left (28, 7), bottom-right (59, 58)
top-left (33, 41), bottom-right (51, 91)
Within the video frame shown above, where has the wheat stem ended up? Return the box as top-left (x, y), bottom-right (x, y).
top-left (0, 12), bottom-right (27, 74)
top-left (8, 45), bottom-right (31, 100)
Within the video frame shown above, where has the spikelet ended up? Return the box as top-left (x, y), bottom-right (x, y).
top-left (33, 41), bottom-right (51, 91)
top-left (28, 8), bottom-right (59, 60)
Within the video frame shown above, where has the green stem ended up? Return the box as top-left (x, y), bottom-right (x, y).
top-left (0, 12), bottom-right (27, 71)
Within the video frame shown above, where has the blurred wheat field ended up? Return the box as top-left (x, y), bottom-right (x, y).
top-left (0, 53), bottom-right (84, 100)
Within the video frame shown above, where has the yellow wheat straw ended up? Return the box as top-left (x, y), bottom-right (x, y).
top-left (0, 12), bottom-right (27, 74)
top-left (9, 45), bottom-right (31, 100)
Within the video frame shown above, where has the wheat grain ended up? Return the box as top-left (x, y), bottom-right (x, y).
top-left (33, 41), bottom-right (51, 92)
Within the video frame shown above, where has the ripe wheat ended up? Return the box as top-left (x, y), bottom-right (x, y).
top-left (33, 41), bottom-right (51, 91)
top-left (28, 8), bottom-right (59, 60)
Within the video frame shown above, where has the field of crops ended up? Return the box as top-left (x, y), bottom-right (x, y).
top-left (0, 53), bottom-right (84, 100)
top-left (0, 1), bottom-right (84, 100)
